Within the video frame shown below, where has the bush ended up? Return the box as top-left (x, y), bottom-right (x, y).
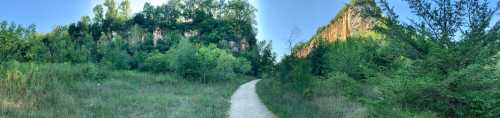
top-left (196, 44), bottom-right (250, 81)
top-left (323, 39), bottom-right (379, 80)
top-left (99, 38), bottom-right (132, 70)
top-left (235, 57), bottom-right (252, 74)
top-left (143, 51), bottom-right (173, 72)
top-left (316, 72), bottom-right (363, 98)
top-left (142, 40), bottom-right (250, 82)
top-left (277, 56), bottom-right (313, 93)
top-left (79, 64), bottom-right (107, 81)
top-left (166, 39), bottom-right (199, 78)
top-left (406, 63), bottom-right (500, 117)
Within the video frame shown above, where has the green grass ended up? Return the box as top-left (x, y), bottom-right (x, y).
top-left (256, 79), bottom-right (369, 118)
top-left (256, 79), bottom-right (317, 118)
top-left (257, 77), bottom-right (439, 118)
top-left (0, 62), bottom-right (251, 118)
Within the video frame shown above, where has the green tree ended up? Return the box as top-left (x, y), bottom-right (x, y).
top-left (143, 51), bottom-right (172, 72)
top-left (257, 40), bottom-right (276, 77)
top-left (0, 23), bottom-right (35, 62)
top-left (223, 0), bottom-right (258, 47)
top-left (168, 39), bottom-right (198, 78)
top-left (403, 0), bottom-right (499, 73)
top-left (196, 43), bottom-right (251, 82)
top-left (93, 5), bottom-right (104, 23)
top-left (309, 39), bottom-right (330, 77)
top-left (404, 0), bottom-right (465, 45)
top-left (118, 0), bottom-right (130, 20)
top-left (36, 26), bottom-right (77, 62)
top-left (404, 0), bottom-right (499, 46)
top-left (324, 39), bottom-right (378, 80)
top-left (104, 0), bottom-right (118, 20)
top-left (98, 35), bottom-right (131, 69)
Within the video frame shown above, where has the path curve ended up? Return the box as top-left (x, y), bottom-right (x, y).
top-left (228, 79), bottom-right (276, 118)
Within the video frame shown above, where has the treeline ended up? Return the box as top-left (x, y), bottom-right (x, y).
top-left (0, 0), bottom-right (275, 81)
top-left (264, 0), bottom-right (499, 117)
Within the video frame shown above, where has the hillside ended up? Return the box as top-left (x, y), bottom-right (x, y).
top-left (261, 0), bottom-right (500, 117)
top-left (295, 0), bottom-right (381, 58)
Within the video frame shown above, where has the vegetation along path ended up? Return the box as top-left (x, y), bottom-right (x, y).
top-left (228, 79), bottom-right (276, 118)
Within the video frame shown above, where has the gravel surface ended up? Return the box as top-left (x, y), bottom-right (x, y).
top-left (228, 79), bottom-right (276, 118)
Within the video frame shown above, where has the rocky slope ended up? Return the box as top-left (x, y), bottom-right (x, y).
top-left (295, 0), bottom-right (381, 58)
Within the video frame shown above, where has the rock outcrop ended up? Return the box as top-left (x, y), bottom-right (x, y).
top-left (295, 0), bottom-right (380, 58)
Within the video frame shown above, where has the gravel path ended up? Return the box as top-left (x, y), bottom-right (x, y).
top-left (228, 79), bottom-right (276, 118)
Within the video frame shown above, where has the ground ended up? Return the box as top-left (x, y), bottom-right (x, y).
top-left (228, 79), bottom-right (276, 118)
top-left (1, 68), bottom-right (250, 118)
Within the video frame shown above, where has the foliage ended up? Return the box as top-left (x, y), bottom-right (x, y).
top-left (143, 39), bottom-right (251, 82)
top-left (99, 36), bottom-right (132, 69)
top-left (143, 51), bottom-right (172, 72)
top-left (276, 56), bottom-right (313, 93)
top-left (308, 40), bottom-right (330, 77)
top-left (0, 0), bottom-right (267, 80)
top-left (0, 1), bottom-right (264, 116)
top-left (405, 55), bottom-right (500, 117)
top-left (0, 62), bottom-right (109, 117)
top-left (0, 62), bottom-right (251, 117)
top-left (255, 40), bottom-right (276, 77)
top-left (165, 39), bottom-right (198, 78)
top-left (196, 44), bottom-right (241, 81)
top-left (0, 0), bottom-right (274, 117)
top-left (257, 75), bottom-right (370, 118)
top-left (268, 0), bottom-right (499, 117)
top-left (0, 22), bottom-right (37, 62)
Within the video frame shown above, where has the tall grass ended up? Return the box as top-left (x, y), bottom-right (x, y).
top-left (0, 61), bottom-right (251, 117)
top-left (0, 61), bottom-right (108, 117)
top-left (257, 78), bottom-right (369, 118)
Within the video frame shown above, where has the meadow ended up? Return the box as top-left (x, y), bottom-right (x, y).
top-left (0, 62), bottom-right (251, 117)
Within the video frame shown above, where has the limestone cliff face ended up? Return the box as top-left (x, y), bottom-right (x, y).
top-left (295, 3), bottom-right (379, 58)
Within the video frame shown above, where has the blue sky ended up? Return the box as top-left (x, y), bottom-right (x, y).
top-left (0, 0), bottom-right (93, 32)
top-left (0, 0), bottom-right (168, 32)
top-left (254, 0), bottom-right (347, 59)
top-left (0, 0), bottom-right (498, 59)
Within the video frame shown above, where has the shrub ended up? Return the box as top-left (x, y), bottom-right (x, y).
top-left (99, 38), bottom-right (132, 70)
top-left (406, 63), bottom-right (500, 117)
top-left (79, 64), bottom-right (107, 81)
top-left (277, 57), bottom-right (313, 93)
top-left (143, 51), bottom-right (173, 72)
top-left (167, 39), bottom-right (198, 78)
top-left (142, 40), bottom-right (250, 82)
top-left (315, 72), bottom-right (363, 98)
top-left (235, 57), bottom-right (252, 74)
top-left (196, 44), bottom-right (251, 82)
top-left (322, 39), bottom-right (379, 80)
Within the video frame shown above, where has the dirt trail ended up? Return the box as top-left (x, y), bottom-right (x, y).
top-left (228, 79), bottom-right (276, 118)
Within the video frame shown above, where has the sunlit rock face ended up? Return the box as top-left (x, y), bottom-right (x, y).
top-left (295, 1), bottom-right (379, 58)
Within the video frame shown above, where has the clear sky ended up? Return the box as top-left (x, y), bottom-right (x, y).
top-left (0, 0), bottom-right (498, 59)
top-left (0, 0), bottom-right (93, 32)
top-left (0, 0), bottom-right (168, 32)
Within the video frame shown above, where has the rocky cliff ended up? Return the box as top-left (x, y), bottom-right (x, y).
top-left (295, 0), bottom-right (380, 58)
